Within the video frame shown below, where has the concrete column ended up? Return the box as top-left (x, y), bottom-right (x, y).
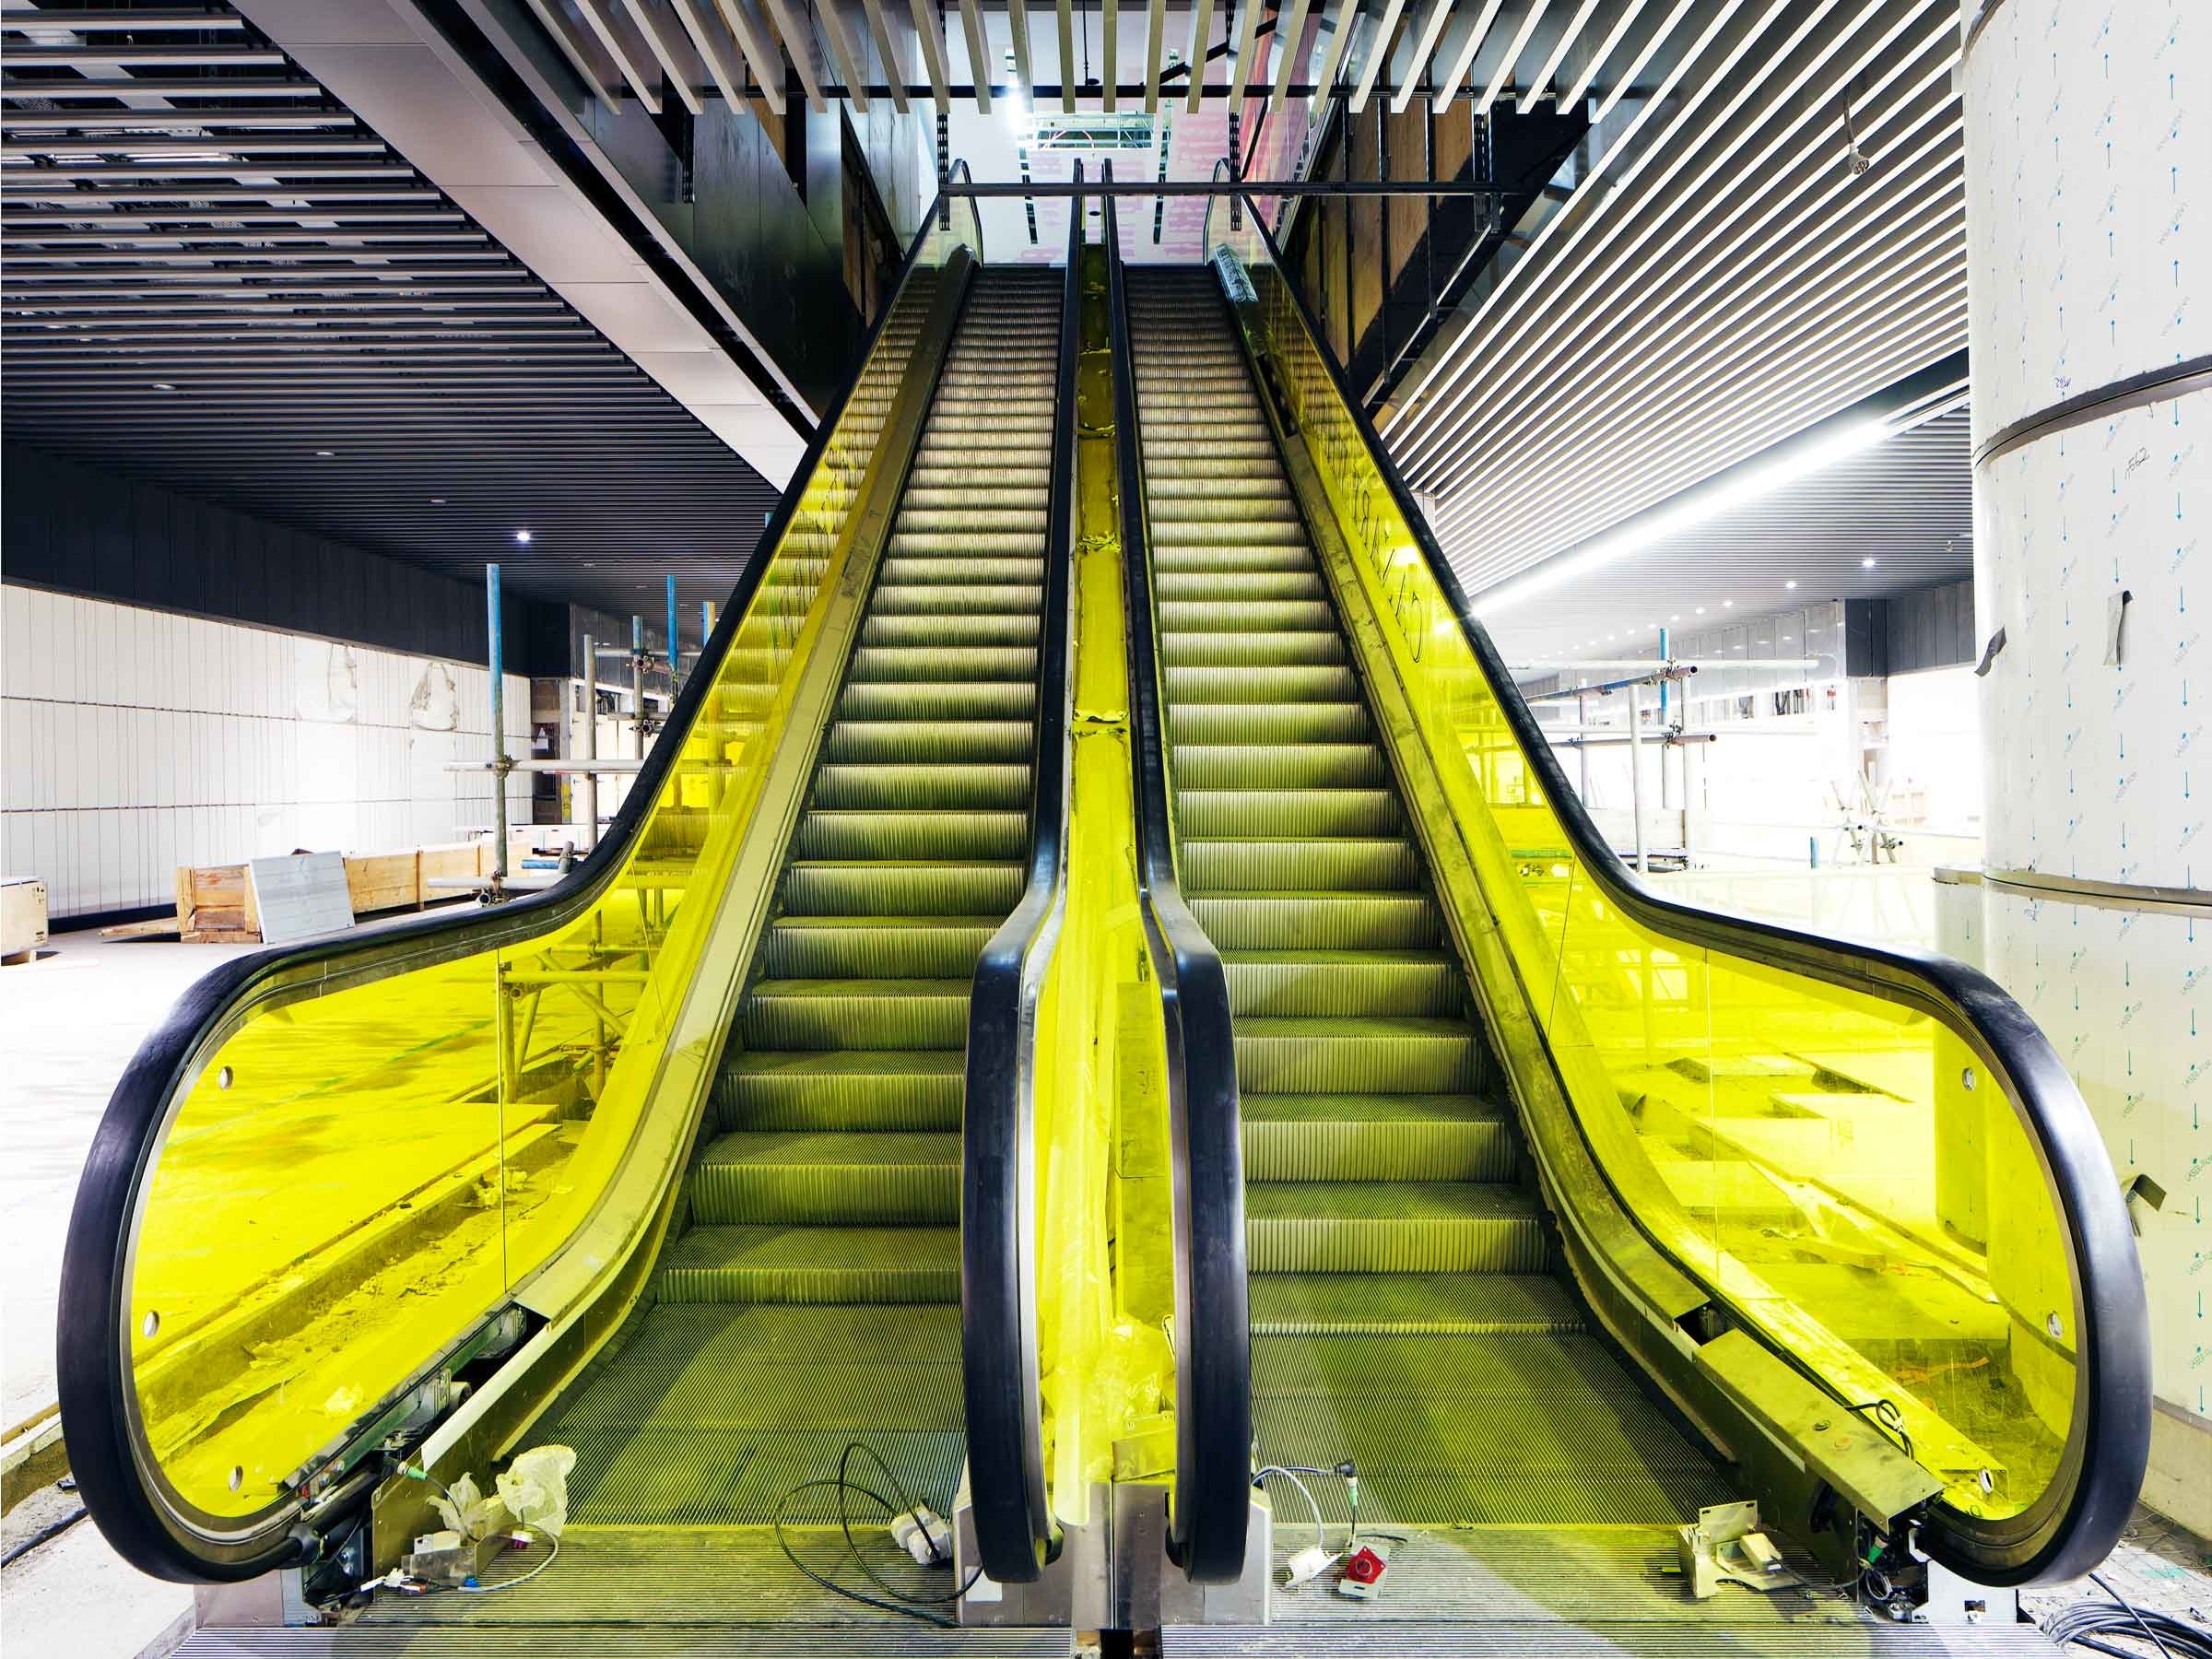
top-left (1959, 0), bottom-right (2209, 1529)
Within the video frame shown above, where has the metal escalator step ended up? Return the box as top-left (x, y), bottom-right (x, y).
top-left (861, 612), bottom-right (1042, 648)
top-left (1243, 1095), bottom-right (1512, 1181)
top-left (1171, 701), bottom-right (1369, 745)
top-left (1250, 1273), bottom-right (1581, 1335)
top-left (715, 1049), bottom-right (962, 1132)
top-left (1155, 570), bottom-right (1326, 604)
top-left (1180, 788), bottom-right (1403, 838)
top-left (743, 978), bottom-right (971, 1051)
top-left (761, 915), bottom-right (999, 979)
top-left (656, 1223), bottom-right (959, 1303)
top-left (836, 679), bottom-right (1036, 721)
top-left (811, 760), bottom-right (1030, 809)
top-left (1222, 950), bottom-right (1461, 1018)
top-left (791, 810), bottom-right (1028, 862)
top-left (848, 644), bottom-right (1040, 683)
top-left (1155, 545), bottom-right (1319, 574)
top-left (1147, 475), bottom-right (1295, 503)
top-left (867, 582), bottom-right (1045, 615)
top-left (1159, 629), bottom-right (1347, 669)
top-left (1174, 742), bottom-right (1390, 790)
top-left (1186, 837), bottom-right (1422, 893)
top-left (1234, 1016), bottom-right (1483, 1093)
top-left (693, 1130), bottom-right (959, 1225)
top-left (1246, 1183), bottom-right (1545, 1274)
top-left (904, 471), bottom-right (1053, 496)
top-left (1159, 599), bottom-right (1335, 633)
top-left (1153, 519), bottom-right (1310, 548)
top-left (877, 555), bottom-right (1044, 587)
top-left (779, 861), bottom-right (1023, 916)
top-left (822, 722), bottom-right (1034, 768)
top-left (1192, 892), bottom-right (1441, 950)
top-left (1165, 663), bottom-right (1359, 702)
top-left (1139, 446), bottom-right (1284, 471)
top-left (886, 530), bottom-right (1044, 556)
top-left (892, 507), bottom-right (1047, 533)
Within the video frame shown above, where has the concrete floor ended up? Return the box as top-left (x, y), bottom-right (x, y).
top-left (3, 927), bottom-right (255, 1659)
top-left (2, 929), bottom-right (254, 1431)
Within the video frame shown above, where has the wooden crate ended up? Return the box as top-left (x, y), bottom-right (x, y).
top-left (175, 863), bottom-right (259, 944)
top-left (145, 841), bottom-right (492, 944)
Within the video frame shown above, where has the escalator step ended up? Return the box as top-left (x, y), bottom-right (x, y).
top-left (1171, 701), bottom-right (1368, 745)
top-left (1222, 950), bottom-right (1461, 1018)
top-left (1246, 1183), bottom-right (1545, 1275)
top-left (1155, 570), bottom-right (1326, 604)
top-left (1180, 788), bottom-right (1404, 839)
top-left (760, 915), bottom-right (998, 980)
top-left (693, 1131), bottom-right (959, 1225)
top-left (1234, 1016), bottom-right (1483, 1094)
top-left (876, 556), bottom-right (1045, 588)
top-left (778, 861), bottom-right (1024, 917)
top-left (848, 643), bottom-right (1040, 682)
top-left (656, 1224), bottom-right (959, 1303)
top-left (811, 761), bottom-right (1030, 809)
top-left (1192, 893), bottom-right (1441, 951)
top-left (1242, 1094), bottom-right (1512, 1181)
top-left (867, 582), bottom-right (1045, 615)
top-left (823, 718), bottom-right (1032, 764)
top-left (714, 1049), bottom-right (963, 1133)
top-left (1173, 742), bottom-right (1390, 790)
top-left (861, 612), bottom-right (1042, 648)
top-left (1185, 838), bottom-right (1421, 893)
top-left (1249, 1273), bottom-right (1581, 1335)
top-left (1160, 630), bottom-right (1348, 670)
top-left (1164, 664), bottom-right (1360, 703)
top-left (742, 979), bottom-right (971, 1051)
top-left (790, 809), bottom-right (1028, 862)
top-left (836, 679), bottom-right (1036, 721)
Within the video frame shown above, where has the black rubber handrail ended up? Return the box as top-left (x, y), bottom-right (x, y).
top-left (1207, 194), bottom-right (2150, 1587)
top-left (961, 162), bottom-right (1085, 1585)
top-left (56, 185), bottom-right (980, 1584)
top-left (1101, 165), bottom-right (1254, 1588)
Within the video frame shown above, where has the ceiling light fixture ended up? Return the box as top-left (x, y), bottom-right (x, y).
top-left (1862, 557), bottom-right (1877, 569)
top-left (314, 450), bottom-right (335, 458)
top-left (151, 381), bottom-right (176, 392)
top-left (1785, 580), bottom-right (1799, 590)
top-left (515, 529), bottom-right (533, 545)
top-left (1471, 418), bottom-right (1889, 617)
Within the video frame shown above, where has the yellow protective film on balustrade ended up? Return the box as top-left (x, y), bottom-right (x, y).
top-left (1212, 232), bottom-right (2075, 1523)
top-left (124, 246), bottom-right (964, 1524)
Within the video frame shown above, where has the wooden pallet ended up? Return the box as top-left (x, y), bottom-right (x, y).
top-left (103, 842), bottom-right (493, 943)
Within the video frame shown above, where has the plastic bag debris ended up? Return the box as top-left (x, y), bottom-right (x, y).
top-left (495, 1445), bottom-right (577, 1538)
top-left (428, 1471), bottom-right (507, 1541)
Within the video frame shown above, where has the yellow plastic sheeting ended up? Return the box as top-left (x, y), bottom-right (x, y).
top-left (124, 224), bottom-right (976, 1522)
top-left (1032, 243), bottom-right (1178, 1527)
top-left (1213, 237), bottom-right (2076, 1523)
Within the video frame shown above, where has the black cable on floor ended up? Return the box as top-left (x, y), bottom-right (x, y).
top-left (1, 1504), bottom-right (87, 1570)
top-left (770, 1443), bottom-right (980, 1629)
top-left (2041, 1571), bottom-right (2212, 1659)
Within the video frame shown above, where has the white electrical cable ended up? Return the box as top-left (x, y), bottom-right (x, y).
top-left (458, 1524), bottom-right (559, 1594)
top-left (1253, 1465), bottom-right (1327, 1549)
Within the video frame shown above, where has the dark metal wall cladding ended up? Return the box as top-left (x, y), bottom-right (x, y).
top-left (1, 1), bottom-right (777, 641)
top-left (0, 439), bottom-right (585, 668)
top-left (1885, 577), bottom-right (1976, 676)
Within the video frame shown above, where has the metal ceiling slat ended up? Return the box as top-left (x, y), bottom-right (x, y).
top-left (1388, 0), bottom-right (1456, 114)
top-left (1405, 3), bottom-right (1939, 485)
top-left (0, 78), bottom-right (328, 98)
top-left (665, 0), bottom-right (750, 106)
top-left (523, 0), bottom-right (626, 106)
top-left (1476, 0), bottom-right (1551, 115)
top-left (1519, 0), bottom-right (1600, 111)
top-left (1268, 0), bottom-right (1315, 108)
top-left (955, 0), bottom-right (994, 113)
top-left (1006, 0), bottom-right (1035, 100)
top-left (1558, 0), bottom-right (1649, 105)
top-left (619, 0), bottom-right (709, 113)
top-left (569, 0), bottom-right (667, 112)
top-left (1347, 0), bottom-right (1407, 113)
top-left (1182, 0), bottom-right (1216, 112)
top-left (1100, 0), bottom-right (1117, 112)
top-left (1141, 0), bottom-right (1166, 110)
top-left (1223, 0), bottom-right (1266, 112)
top-left (807, 0), bottom-right (871, 112)
top-left (3, 165), bottom-right (418, 180)
top-left (1056, 0), bottom-right (1077, 113)
top-left (714, 0), bottom-right (789, 115)
top-left (0, 9), bottom-right (253, 29)
top-left (0, 110), bottom-right (359, 128)
top-left (1425, 0), bottom-right (1503, 112)
top-left (854, 0), bottom-right (910, 112)
top-left (909, 0), bottom-right (954, 110)
top-left (0, 140), bottom-right (389, 155)
top-left (1307, 0), bottom-right (1362, 106)
top-left (4, 45), bottom-right (287, 67)
top-left (1591, 0), bottom-right (1699, 124)
top-left (757, 0), bottom-right (830, 111)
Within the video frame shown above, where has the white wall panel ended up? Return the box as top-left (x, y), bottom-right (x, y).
top-left (0, 586), bottom-right (531, 920)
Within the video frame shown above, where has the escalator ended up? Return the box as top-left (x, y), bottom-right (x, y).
top-left (1126, 266), bottom-right (1737, 1532)
top-left (55, 190), bottom-right (1077, 1641)
top-left (530, 267), bottom-right (1061, 1536)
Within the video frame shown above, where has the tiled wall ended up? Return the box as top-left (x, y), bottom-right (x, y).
top-left (0, 585), bottom-right (530, 922)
